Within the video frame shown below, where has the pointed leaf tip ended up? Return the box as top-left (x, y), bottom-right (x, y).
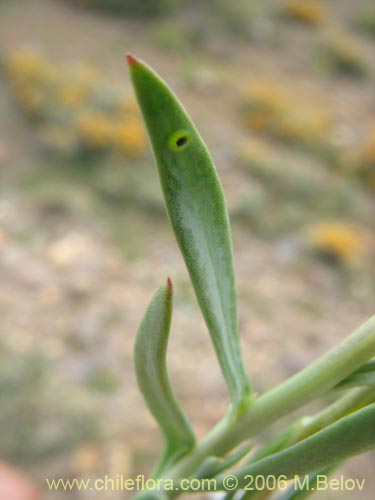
top-left (167, 277), bottom-right (172, 292)
top-left (126, 53), bottom-right (138, 66)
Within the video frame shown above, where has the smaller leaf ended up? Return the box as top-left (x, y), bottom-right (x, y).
top-left (214, 404), bottom-right (375, 491)
top-left (197, 443), bottom-right (253, 478)
top-left (134, 279), bottom-right (195, 476)
top-left (246, 418), bottom-right (306, 465)
top-left (354, 359), bottom-right (375, 372)
top-left (234, 421), bottom-right (307, 500)
top-left (334, 359), bottom-right (375, 390)
top-left (195, 457), bottom-right (222, 479)
top-left (214, 443), bottom-right (253, 475)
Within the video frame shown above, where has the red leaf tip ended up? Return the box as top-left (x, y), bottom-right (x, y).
top-left (166, 277), bottom-right (172, 290)
top-left (125, 53), bottom-right (138, 66)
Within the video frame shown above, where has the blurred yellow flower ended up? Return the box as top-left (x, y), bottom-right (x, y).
top-left (243, 81), bottom-right (330, 146)
top-left (307, 223), bottom-right (364, 261)
top-left (320, 35), bottom-right (368, 77)
top-left (57, 83), bottom-right (90, 107)
top-left (5, 49), bottom-right (146, 158)
top-left (245, 82), bottom-right (286, 112)
top-left (6, 51), bottom-right (58, 84)
top-left (282, 0), bottom-right (325, 25)
top-left (112, 120), bottom-right (146, 155)
top-left (76, 113), bottom-right (115, 148)
top-left (244, 82), bottom-right (287, 131)
top-left (73, 62), bottom-right (98, 86)
top-left (276, 109), bottom-right (330, 142)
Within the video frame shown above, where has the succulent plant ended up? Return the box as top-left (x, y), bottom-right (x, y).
top-left (127, 54), bottom-right (375, 499)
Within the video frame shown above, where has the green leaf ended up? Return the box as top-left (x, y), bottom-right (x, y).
top-left (244, 384), bottom-right (374, 471)
top-left (215, 404), bottom-right (375, 491)
top-left (127, 54), bottom-right (251, 412)
top-left (230, 387), bottom-right (374, 500)
top-left (134, 279), bottom-right (195, 475)
top-left (246, 418), bottom-right (306, 465)
top-left (336, 372), bottom-right (375, 389)
top-left (334, 359), bottom-right (375, 390)
top-left (213, 443), bottom-right (253, 475)
top-left (293, 386), bottom-right (375, 443)
top-left (233, 421), bottom-right (307, 500)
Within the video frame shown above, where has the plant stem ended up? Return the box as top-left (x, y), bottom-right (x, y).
top-left (167, 315), bottom-right (375, 484)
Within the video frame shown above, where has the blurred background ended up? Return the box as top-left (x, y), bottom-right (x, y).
top-left (0, 0), bottom-right (374, 499)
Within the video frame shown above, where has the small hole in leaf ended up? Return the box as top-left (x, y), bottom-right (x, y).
top-left (176, 136), bottom-right (188, 147)
top-left (168, 130), bottom-right (191, 151)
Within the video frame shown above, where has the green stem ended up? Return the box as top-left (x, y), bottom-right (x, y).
top-left (167, 316), bottom-right (375, 483)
